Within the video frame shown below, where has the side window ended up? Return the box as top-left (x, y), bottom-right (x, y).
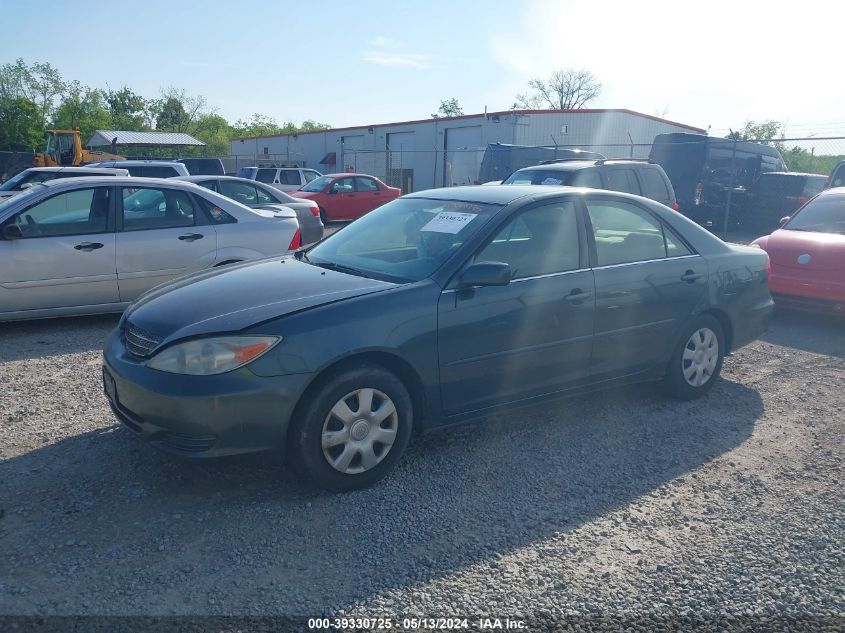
top-left (605, 169), bottom-right (641, 195)
top-left (570, 168), bottom-right (602, 189)
top-left (664, 228), bottom-right (692, 257)
top-left (303, 170), bottom-right (321, 183)
top-left (474, 199), bottom-right (580, 279)
top-left (219, 180), bottom-right (259, 205)
top-left (7, 187), bottom-right (111, 238)
top-left (355, 177), bottom-right (379, 192)
top-left (330, 178), bottom-right (355, 193)
top-left (255, 185), bottom-right (276, 204)
top-left (121, 187), bottom-right (195, 231)
top-left (587, 199), bottom-right (667, 266)
top-left (639, 168), bottom-right (671, 202)
top-left (278, 170), bottom-right (301, 185)
top-left (255, 169), bottom-right (276, 183)
top-left (197, 180), bottom-right (217, 192)
top-left (194, 196), bottom-right (237, 225)
top-left (832, 165), bottom-right (845, 188)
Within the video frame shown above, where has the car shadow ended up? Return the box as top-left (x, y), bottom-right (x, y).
top-left (762, 308), bottom-right (845, 357)
top-left (0, 314), bottom-right (119, 362)
top-left (0, 379), bottom-right (762, 615)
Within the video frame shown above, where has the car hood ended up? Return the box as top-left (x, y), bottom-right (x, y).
top-left (124, 257), bottom-right (396, 345)
top-left (762, 229), bottom-right (845, 271)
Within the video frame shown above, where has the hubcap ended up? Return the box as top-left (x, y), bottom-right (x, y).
top-left (682, 327), bottom-right (719, 387)
top-left (321, 388), bottom-right (398, 475)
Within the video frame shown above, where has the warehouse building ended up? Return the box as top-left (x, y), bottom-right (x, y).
top-left (230, 109), bottom-right (704, 193)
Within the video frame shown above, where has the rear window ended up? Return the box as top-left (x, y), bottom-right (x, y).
top-left (639, 168), bottom-right (671, 201)
top-left (255, 169), bottom-right (276, 183)
top-left (502, 169), bottom-right (575, 186)
top-left (235, 167), bottom-right (256, 179)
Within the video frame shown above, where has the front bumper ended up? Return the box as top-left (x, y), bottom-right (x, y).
top-left (102, 329), bottom-right (311, 458)
top-left (769, 266), bottom-right (845, 315)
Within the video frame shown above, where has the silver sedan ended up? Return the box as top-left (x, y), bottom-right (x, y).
top-left (176, 175), bottom-right (324, 245)
top-left (0, 176), bottom-right (300, 321)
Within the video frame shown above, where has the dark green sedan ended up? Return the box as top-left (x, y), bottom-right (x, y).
top-left (102, 185), bottom-right (773, 491)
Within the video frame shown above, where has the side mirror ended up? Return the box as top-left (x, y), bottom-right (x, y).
top-left (3, 224), bottom-right (23, 240)
top-left (457, 262), bottom-right (512, 288)
top-left (779, 216), bottom-right (790, 227)
top-left (19, 183), bottom-right (33, 190)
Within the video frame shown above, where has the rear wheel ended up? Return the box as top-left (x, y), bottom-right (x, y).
top-left (288, 365), bottom-right (413, 491)
top-left (319, 207), bottom-right (328, 223)
top-left (663, 315), bottom-right (725, 400)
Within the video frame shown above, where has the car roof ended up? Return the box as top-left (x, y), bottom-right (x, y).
top-left (22, 166), bottom-right (126, 174)
top-left (90, 160), bottom-right (181, 166)
top-left (405, 184), bottom-right (571, 205)
top-left (37, 176), bottom-right (202, 189)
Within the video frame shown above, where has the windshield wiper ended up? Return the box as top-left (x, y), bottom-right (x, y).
top-left (294, 249), bottom-right (310, 262)
top-left (310, 259), bottom-right (370, 278)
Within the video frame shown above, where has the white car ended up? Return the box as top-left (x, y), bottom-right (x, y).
top-left (0, 177), bottom-right (300, 321)
top-left (0, 166), bottom-right (130, 201)
top-left (235, 166), bottom-right (323, 192)
top-left (86, 160), bottom-right (189, 178)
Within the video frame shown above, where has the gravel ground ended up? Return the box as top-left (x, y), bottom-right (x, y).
top-left (0, 308), bottom-right (843, 631)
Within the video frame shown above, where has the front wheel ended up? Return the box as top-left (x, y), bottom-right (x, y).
top-left (319, 207), bottom-right (328, 223)
top-left (663, 315), bottom-right (725, 400)
top-left (288, 365), bottom-right (413, 491)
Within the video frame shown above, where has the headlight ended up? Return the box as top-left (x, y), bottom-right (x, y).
top-left (146, 336), bottom-right (281, 375)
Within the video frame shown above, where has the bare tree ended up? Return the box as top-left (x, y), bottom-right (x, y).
top-left (515, 68), bottom-right (601, 110)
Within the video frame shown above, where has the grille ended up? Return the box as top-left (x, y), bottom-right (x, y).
top-left (124, 322), bottom-right (163, 358)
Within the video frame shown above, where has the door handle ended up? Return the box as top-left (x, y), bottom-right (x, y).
top-left (681, 270), bottom-right (703, 283)
top-left (178, 233), bottom-right (204, 242)
top-left (565, 288), bottom-right (593, 303)
top-left (74, 242), bottom-right (104, 251)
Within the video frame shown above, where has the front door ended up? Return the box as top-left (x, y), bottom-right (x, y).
top-left (584, 195), bottom-right (707, 379)
top-left (328, 177), bottom-right (360, 219)
top-left (353, 176), bottom-right (384, 216)
top-left (0, 186), bottom-right (118, 314)
top-left (438, 197), bottom-right (595, 415)
top-left (115, 185), bottom-right (217, 302)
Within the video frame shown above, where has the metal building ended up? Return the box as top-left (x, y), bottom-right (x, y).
top-left (230, 109), bottom-right (704, 193)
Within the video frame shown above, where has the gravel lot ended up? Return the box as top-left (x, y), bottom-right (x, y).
top-left (1, 307), bottom-right (843, 630)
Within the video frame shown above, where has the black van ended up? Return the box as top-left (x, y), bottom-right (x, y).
top-left (649, 133), bottom-right (786, 227)
top-left (175, 157), bottom-right (225, 176)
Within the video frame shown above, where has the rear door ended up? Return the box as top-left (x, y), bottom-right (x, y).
top-left (0, 186), bottom-right (119, 314)
top-left (585, 195), bottom-right (707, 380)
top-left (438, 197), bottom-right (594, 414)
top-left (115, 184), bottom-right (218, 302)
top-left (353, 176), bottom-right (385, 216)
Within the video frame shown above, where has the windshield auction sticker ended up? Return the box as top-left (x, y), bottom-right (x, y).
top-left (420, 212), bottom-right (477, 234)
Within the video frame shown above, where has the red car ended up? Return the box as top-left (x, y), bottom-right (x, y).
top-left (751, 188), bottom-right (845, 315)
top-left (293, 173), bottom-right (401, 222)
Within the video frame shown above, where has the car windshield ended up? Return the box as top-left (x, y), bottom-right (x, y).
top-left (299, 175), bottom-right (334, 192)
top-left (306, 197), bottom-right (501, 282)
top-left (503, 169), bottom-right (576, 185)
top-left (785, 194), bottom-right (845, 234)
top-left (0, 184), bottom-right (43, 210)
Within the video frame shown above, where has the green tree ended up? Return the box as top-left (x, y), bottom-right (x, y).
top-left (431, 98), bottom-right (464, 118)
top-left (231, 113), bottom-right (284, 137)
top-left (0, 58), bottom-right (65, 128)
top-left (104, 87), bottom-right (149, 130)
top-left (193, 113), bottom-right (231, 156)
top-left (0, 96), bottom-right (43, 151)
top-left (726, 120), bottom-right (785, 149)
top-left (52, 82), bottom-right (111, 141)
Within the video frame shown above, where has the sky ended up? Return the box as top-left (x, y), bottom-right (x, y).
top-left (3, 0), bottom-right (844, 138)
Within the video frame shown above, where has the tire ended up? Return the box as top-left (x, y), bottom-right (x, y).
top-left (319, 207), bottom-right (328, 224)
top-left (663, 315), bottom-right (725, 400)
top-left (288, 365), bottom-right (413, 491)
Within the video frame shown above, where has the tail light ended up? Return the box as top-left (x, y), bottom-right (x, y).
top-left (672, 202), bottom-right (680, 212)
top-left (308, 204), bottom-right (320, 217)
top-left (288, 228), bottom-right (301, 250)
top-left (693, 182), bottom-right (703, 206)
